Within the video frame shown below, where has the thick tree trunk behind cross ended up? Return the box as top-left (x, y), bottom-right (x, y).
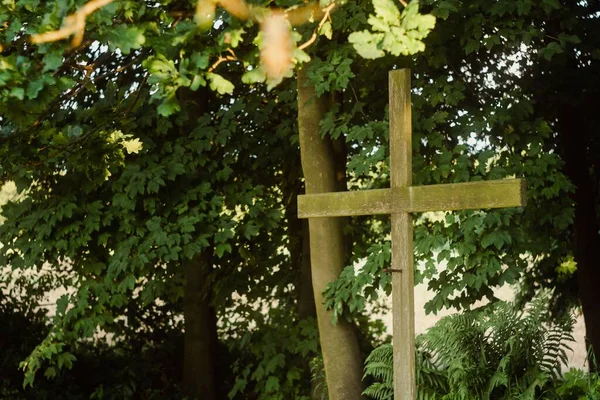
top-left (178, 88), bottom-right (219, 399)
top-left (558, 103), bottom-right (600, 369)
top-left (183, 252), bottom-right (219, 399)
top-left (297, 67), bottom-right (364, 399)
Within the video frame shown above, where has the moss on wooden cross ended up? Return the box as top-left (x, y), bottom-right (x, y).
top-left (297, 69), bottom-right (526, 400)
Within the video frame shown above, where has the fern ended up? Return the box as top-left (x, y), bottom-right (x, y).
top-left (363, 297), bottom-right (576, 400)
top-left (363, 344), bottom-right (394, 399)
top-left (309, 355), bottom-right (328, 400)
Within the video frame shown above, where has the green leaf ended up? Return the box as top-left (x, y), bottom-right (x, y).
top-left (207, 73), bottom-right (234, 95)
top-left (435, 0), bottom-right (459, 19)
top-left (541, 0), bottom-right (560, 13)
top-left (319, 20), bottom-right (333, 40)
top-left (293, 48), bottom-right (311, 64)
top-left (156, 94), bottom-right (181, 117)
top-left (223, 28), bottom-right (245, 48)
top-left (44, 367), bottom-right (56, 379)
top-left (144, 55), bottom-right (178, 81)
top-left (540, 41), bottom-right (564, 60)
top-left (191, 52), bottom-right (210, 69)
top-left (9, 87), bottom-right (24, 100)
top-left (241, 68), bottom-right (266, 84)
top-left (190, 74), bottom-right (207, 91)
top-left (42, 51), bottom-right (63, 73)
top-left (56, 294), bottom-right (70, 316)
top-left (349, 31), bottom-right (385, 59)
top-left (372, 0), bottom-right (401, 25)
top-left (104, 25), bottom-right (146, 55)
top-left (265, 376), bottom-right (280, 392)
top-left (26, 76), bottom-right (54, 99)
top-left (243, 222), bottom-right (259, 239)
top-left (215, 243), bottom-right (232, 258)
top-left (350, 0), bottom-right (435, 59)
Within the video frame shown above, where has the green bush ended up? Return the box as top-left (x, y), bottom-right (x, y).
top-left (363, 298), bottom-right (595, 400)
top-left (555, 368), bottom-right (600, 399)
top-left (0, 298), bottom-right (188, 399)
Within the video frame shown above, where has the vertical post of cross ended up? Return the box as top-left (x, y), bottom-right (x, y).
top-left (389, 69), bottom-right (416, 399)
top-left (298, 67), bottom-right (526, 399)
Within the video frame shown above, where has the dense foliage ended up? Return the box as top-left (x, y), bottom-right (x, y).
top-left (0, 0), bottom-right (436, 397)
top-left (0, 293), bottom-right (188, 399)
top-left (1, 0), bottom-right (599, 397)
top-left (322, 0), bottom-right (600, 363)
top-left (363, 299), bottom-right (592, 400)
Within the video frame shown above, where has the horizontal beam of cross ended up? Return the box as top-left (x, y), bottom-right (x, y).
top-left (298, 178), bottom-right (526, 218)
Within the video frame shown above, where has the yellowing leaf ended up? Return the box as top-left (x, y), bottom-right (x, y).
top-left (122, 138), bottom-right (143, 154)
top-left (109, 130), bottom-right (125, 143)
top-left (350, 0), bottom-right (436, 59)
top-left (319, 20), bottom-right (333, 40)
top-left (373, 0), bottom-right (401, 24)
top-left (556, 255), bottom-right (577, 282)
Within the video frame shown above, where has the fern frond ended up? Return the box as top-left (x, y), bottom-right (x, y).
top-left (363, 382), bottom-right (393, 400)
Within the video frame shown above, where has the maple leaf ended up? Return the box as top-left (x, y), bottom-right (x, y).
top-left (122, 138), bottom-right (143, 154)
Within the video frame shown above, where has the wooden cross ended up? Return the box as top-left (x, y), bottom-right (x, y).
top-left (297, 69), bottom-right (526, 399)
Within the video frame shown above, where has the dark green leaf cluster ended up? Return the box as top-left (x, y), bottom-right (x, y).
top-left (2, 0), bottom-right (597, 395)
top-left (227, 315), bottom-right (320, 400)
top-left (0, 291), bottom-right (189, 400)
top-left (0, 0), bottom-right (393, 394)
top-left (322, 0), bottom-right (584, 321)
top-left (0, 17), bottom-right (303, 385)
top-left (323, 242), bottom-right (391, 324)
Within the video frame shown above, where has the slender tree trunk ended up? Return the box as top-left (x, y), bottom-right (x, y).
top-left (297, 67), bottom-right (364, 399)
top-left (559, 105), bottom-right (600, 369)
top-left (183, 252), bottom-right (219, 399)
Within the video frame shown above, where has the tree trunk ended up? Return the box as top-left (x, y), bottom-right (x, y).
top-left (558, 105), bottom-right (600, 369)
top-left (183, 252), bottom-right (219, 399)
top-left (176, 87), bottom-right (220, 397)
top-left (297, 67), bottom-right (364, 399)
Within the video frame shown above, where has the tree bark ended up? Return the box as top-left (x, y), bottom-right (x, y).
top-left (558, 104), bottom-right (600, 369)
top-left (183, 252), bottom-right (219, 399)
top-left (175, 87), bottom-right (220, 397)
top-left (297, 66), bottom-right (364, 399)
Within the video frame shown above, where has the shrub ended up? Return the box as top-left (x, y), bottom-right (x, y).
top-left (364, 298), bottom-right (579, 399)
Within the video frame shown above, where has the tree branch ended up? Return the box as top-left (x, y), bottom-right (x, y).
top-left (30, 0), bottom-right (115, 47)
top-left (298, 3), bottom-right (335, 51)
top-left (208, 48), bottom-right (238, 72)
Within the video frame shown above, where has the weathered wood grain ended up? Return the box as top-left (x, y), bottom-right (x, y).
top-left (298, 189), bottom-right (392, 218)
top-left (296, 68), bottom-right (527, 400)
top-left (389, 69), bottom-right (416, 400)
top-left (401, 178), bottom-right (526, 212)
top-left (297, 179), bottom-right (526, 218)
